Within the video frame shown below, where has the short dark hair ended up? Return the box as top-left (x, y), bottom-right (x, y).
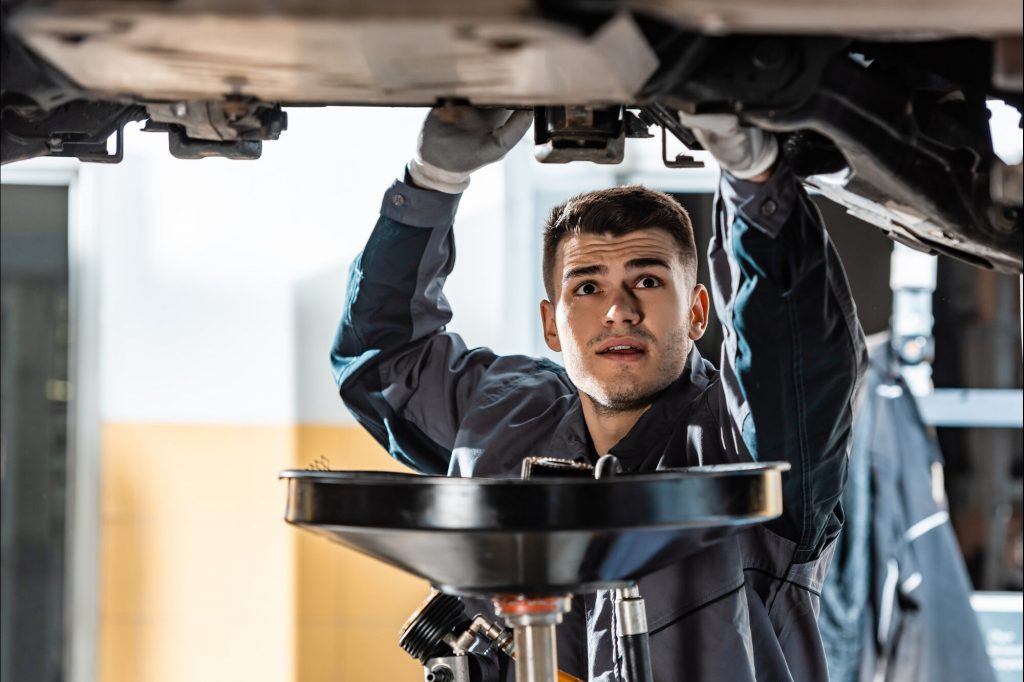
top-left (542, 185), bottom-right (697, 300)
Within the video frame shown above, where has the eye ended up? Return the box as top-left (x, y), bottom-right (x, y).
top-left (635, 275), bottom-right (662, 289)
top-left (573, 281), bottom-right (599, 296)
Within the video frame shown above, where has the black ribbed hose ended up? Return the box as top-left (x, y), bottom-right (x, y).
top-left (618, 632), bottom-right (654, 682)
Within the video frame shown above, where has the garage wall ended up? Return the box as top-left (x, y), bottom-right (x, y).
top-left (99, 422), bottom-right (426, 682)
top-left (74, 107), bottom-right (527, 682)
top-left (93, 107), bottom-right (521, 427)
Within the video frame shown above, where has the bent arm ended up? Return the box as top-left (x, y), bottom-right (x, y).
top-left (709, 161), bottom-right (868, 562)
top-left (331, 179), bottom-right (498, 474)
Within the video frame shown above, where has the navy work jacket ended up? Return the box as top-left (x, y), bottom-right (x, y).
top-left (331, 161), bottom-right (867, 681)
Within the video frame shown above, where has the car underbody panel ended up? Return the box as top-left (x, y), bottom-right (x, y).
top-left (2, 0), bottom-right (1022, 272)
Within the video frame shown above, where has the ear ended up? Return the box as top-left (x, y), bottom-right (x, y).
top-left (540, 299), bottom-right (561, 352)
top-left (688, 284), bottom-right (709, 341)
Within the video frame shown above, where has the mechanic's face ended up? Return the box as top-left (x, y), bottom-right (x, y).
top-left (540, 228), bottom-right (709, 413)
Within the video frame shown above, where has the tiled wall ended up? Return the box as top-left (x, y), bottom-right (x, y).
top-left (100, 422), bottom-right (427, 682)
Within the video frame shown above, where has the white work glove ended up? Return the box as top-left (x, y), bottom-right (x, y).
top-left (677, 112), bottom-right (778, 180)
top-left (408, 107), bottom-right (533, 194)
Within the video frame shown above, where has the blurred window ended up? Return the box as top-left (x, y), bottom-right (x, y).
top-left (1, 183), bottom-right (70, 682)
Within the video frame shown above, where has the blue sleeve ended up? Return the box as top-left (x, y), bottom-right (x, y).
top-left (330, 179), bottom-right (499, 475)
top-left (709, 160), bottom-right (868, 562)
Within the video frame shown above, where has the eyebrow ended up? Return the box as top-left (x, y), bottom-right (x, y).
top-left (626, 257), bottom-right (673, 271)
top-left (562, 257), bottom-right (673, 283)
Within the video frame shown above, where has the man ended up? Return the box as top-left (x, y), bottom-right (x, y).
top-left (331, 107), bottom-right (867, 680)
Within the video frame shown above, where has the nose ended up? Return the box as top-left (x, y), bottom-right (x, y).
top-left (604, 285), bottom-right (642, 327)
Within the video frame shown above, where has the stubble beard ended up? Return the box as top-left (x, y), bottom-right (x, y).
top-left (576, 328), bottom-right (691, 415)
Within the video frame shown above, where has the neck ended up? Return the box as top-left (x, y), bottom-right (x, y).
top-left (580, 395), bottom-right (652, 456)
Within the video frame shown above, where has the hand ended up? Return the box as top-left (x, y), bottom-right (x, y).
top-left (408, 106), bottom-right (533, 194)
top-left (677, 112), bottom-right (778, 181)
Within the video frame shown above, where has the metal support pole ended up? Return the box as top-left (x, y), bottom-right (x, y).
top-left (493, 595), bottom-right (572, 682)
top-left (890, 243), bottom-right (938, 396)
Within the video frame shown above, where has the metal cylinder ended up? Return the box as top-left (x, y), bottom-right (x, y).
top-left (492, 594), bottom-right (571, 682)
top-left (512, 621), bottom-right (558, 682)
top-left (615, 585), bottom-right (654, 682)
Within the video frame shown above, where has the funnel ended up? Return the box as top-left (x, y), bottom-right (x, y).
top-left (281, 462), bottom-right (787, 595)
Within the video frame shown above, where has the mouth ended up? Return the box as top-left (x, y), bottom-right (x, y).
top-left (595, 338), bottom-right (648, 362)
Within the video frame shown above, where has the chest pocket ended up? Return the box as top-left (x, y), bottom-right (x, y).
top-left (638, 538), bottom-right (745, 633)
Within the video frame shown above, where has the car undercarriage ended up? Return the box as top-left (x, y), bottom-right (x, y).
top-left (2, 0), bottom-right (1021, 272)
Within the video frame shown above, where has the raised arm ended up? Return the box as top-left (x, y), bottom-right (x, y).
top-left (685, 113), bottom-right (868, 562)
top-left (330, 108), bottom-right (531, 474)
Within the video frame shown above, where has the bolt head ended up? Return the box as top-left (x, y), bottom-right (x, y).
top-left (752, 40), bottom-right (787, 70)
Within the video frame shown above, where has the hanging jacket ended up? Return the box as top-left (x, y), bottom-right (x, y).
top-left (819, 340), bottom-right (997, 682)
top-left (331, 160), bottom-right (867, 680)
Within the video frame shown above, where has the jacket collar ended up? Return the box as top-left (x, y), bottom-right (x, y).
top-left (548, 346), bottom-right (716, 468)
top-left (547, 393), bottom-right (592, 462)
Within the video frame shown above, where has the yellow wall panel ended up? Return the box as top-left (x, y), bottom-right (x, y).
top-left (292, 424), bottom-right (428, 682)
top-left (100, 422), bottom-right (430, 682)
top-left (99, 618), bottom-right (140, 682)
